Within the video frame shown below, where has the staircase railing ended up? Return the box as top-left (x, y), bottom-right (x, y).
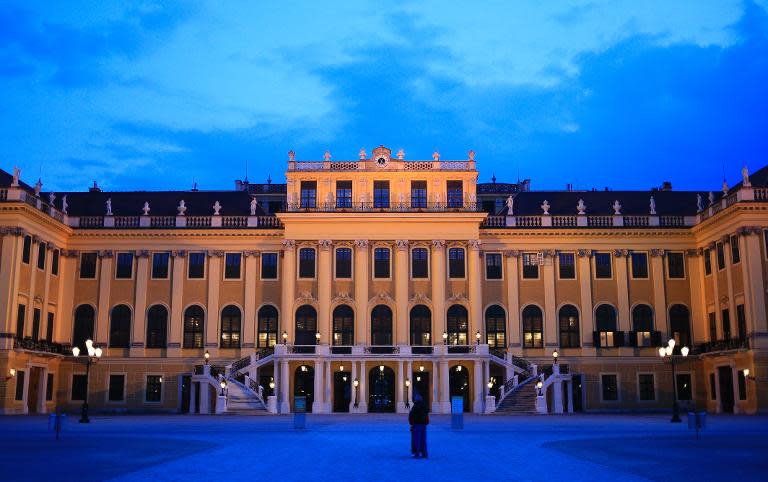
top-left (244, 375), bottom-right (267, 406)
top-left (496, 373), bottom-right (538, 408)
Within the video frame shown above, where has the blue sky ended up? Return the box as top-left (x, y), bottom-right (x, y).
top-left (1, 0), bottom-right (767, 192)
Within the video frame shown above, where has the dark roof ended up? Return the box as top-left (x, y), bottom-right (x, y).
top-left (0, 168), bottom-right (39, 196)
top-left (477, 182), bottom-right (521, 195)
top-left (246, 183), bottom-right (287, 194)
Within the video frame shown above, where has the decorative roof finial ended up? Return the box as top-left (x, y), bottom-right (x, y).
top-left (468, 149), bottom-right (475, 161)
top-left (324, 150), bottom-right (331, 161)
top-left (612, 200), bottom-right (622, 215)
top-left (696, 194), bottom-right (704, 212)
top-left (250, 198), bottom-right (258, 216)
top-left (177, 200), bottom-right (187, 216)
top-left (34, 179), bottom-right (42, 196)
top-left (577, 199), bottom-right (586, 215)
top-left (62, 195), bottom-right (68, 214)
top-left (432, 150), bottom-right (440, 161)
top-left (491, 173), bottom-right (497, 184)
top-left (142, 202), bottom-right (150, 216)
top-left (213, 201), bottom-right (222, 215)
top-left (541, 200), bottom-right (550, 215)
top-left (288, 150), bottom-right (295, 161)
top-left (708, 191), bottom-right (715, 205)
top-left (359, 148), bottom-right (367, 160)
top-left (506, 195), bottom-right (513, 215)
top-left (722, 179), bottom-right (729, 194)
top-left (397, 148), bottom-right (404, 160)
top-left (11, 166), bottom-right (21, 187)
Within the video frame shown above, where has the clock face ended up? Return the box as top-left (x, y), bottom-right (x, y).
top-left (376, 156), bottom-right (388, 168)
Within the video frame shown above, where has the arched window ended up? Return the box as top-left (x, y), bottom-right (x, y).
top-left (669, 304), bottom-right (691, 348)
top-left (146, 305), bottom-right (168, 348)
top-left (371, 305), bottom-right (393, 346)
top-left (410, 305), bottom-right (432, 346)
top-left (183, 305), bottom-right (205, 348)
top-left (485, 305), bottom-right (506, 348)
top-left (447, 305), bottom-right (468, 345)
top-left (109, 305), bottom-right (131, 348)
top-left (295, 305), bottom-right (317, 345)
top-left (632, 304), bottom-right (654, 347)
top-left (522, 305), bottom-right (543, 348)
top-left (220, 305), bottom-right (241, 348)
top-left (558, 305), bottom-right (580, 348)
top-left (595, 304), bottom-right (618, 348)
top-left (72, 305), bottom-right (95, 351)
top-left (332, 305), bottom-right (354, 346)
top-left (257, 305), bottom-right (278, 348)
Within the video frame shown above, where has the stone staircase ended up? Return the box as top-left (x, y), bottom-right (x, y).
top-left (223, 378), bottom-right (268, 415)
top-left (494, 377), bottom-right (538, 414)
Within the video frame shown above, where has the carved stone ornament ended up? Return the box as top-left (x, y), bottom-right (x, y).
top-left (432, 150), bottom-right (440, 161)
top-left (650, 249), bottom-right (666, 257)
top-left (468, 149), bottom-right (475, 161)
top-left (685, 249), bottom-right (699, 257)
top-left (577, 199), bottom-right (586, 215)
top-left (506, 196), bottom-right (514, 215)
top-left (62, 195), bottom-right (68, 214)
top-left (318, 239), bottom-right (333, 250)
top-left (99, 250), bottom-right (114, 258)
top-left (541, 200), bottom-right (550, 215)
top-left (359, 148), bottom-right (367, 160)
top-left (0, 227), bottom-right (21, 237)
top-left (213, 201), bottom-right (222, 215)
top-left (542, 249), bottom-right (557, 258)
top-left (282, 239), bottom-right (296, 250)
top-left (395, 239), bottom-right (410, 250)
top-left (708, 191), bottom-right (715, 205)
top-left (34, 179), bottom-right (42, 196)
top-left (11, 166), bottom-right (21, 187)
top-left (447, 292), bottom-right (467, 303)
top-left (504, 250), bottom-right (519, 258)
top-left (297, 291), bottom-right (316, 302)
top-left (649, 196), bottom-right (656, 215)
top-left (250, 198), bottom-right (258, 216)
top-left (409, 293), bottom-right (431, 305)
top-left (376, 291), bottom-right (392, 301)
top-left (105, 198), bottom-right (113, 216)
top-left (172, 250), bottom-right (187, 258)
top-left (333, 292), bottom-right (353, 305)
top-left (288, 150), bottom-right (295, 161)
top-left (177, 200), bottom-right (187, 216)
top-left (142, 202), bottom-right (150, 216)
top-left (244, 250), bottom-right (260, 257)
top-left (31, 235), bottom-right (42, 244)
top-left (397, 148), bottom-right (405, 160)
top-left (48, 192), bottom-right (56, 205)
top-left (207, 250), bottom-right (225, 257)
top-left (136, 250), bottom-right (150, 258)
top-left (743, 165), bottom-right (751, 187)
top-left (432, 239), bottom-right (446, 249)
top-left (62, 249), bottom-right (79, 258)
top-left (324, 150), bottom-right (331, 161)
top-left (613, 249), bottom-right (629, 258)
top-left (354, 239), bottom-right (369, 249)
top-left (577, 249), bottom-right (592, 258)
top-left (468, 239), bottom-right (481, 250)
top-left (612, 200), bottom-right (622, 215)
top-left (696, 194), bottom-right (704, 212)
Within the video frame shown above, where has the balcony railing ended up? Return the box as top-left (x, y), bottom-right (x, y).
top-left (693, 338), bottom-right (749, 354)
top-left (288, 159), bottom-right (475, 172)
top-left (13, 337), bottom-right (68, 355)
top-left (285, 202), bottom-right (480, 213)
top-left (364, 346), bottom-right (400, 355)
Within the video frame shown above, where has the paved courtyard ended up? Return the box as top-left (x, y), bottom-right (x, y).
top-left (1, 413), bottom-right (767, 481)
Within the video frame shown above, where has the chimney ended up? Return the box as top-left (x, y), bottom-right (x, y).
top-left (661, 181), bottom-right (672, 191)
top-left (565, 183), bottom-right (573, 192)
top-left (89, 181), bottom-right (101, 193)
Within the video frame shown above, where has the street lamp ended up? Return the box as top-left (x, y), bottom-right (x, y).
top-left (552, 349), bottom-right (559, 364)
top-left (743, 368), bottom-right (755, 381)
top-left (442, 331), bottom-right (448, 345)
top-left (72, 339), bottom-right (103, 423)
top-left (282, 331), bottom-right (288, 344)
top-left (5, 368), bottom-right (15, 380)
top-left (339, 364), bottom-right (344, 372)
top-left (405, 378), bottom-right (411, 408)
top-left (536, 380), bottom-right (543, 396)
top-left (204, 350), bottom-right (210, 365)
top-left (475, 331), bottom-right (481, 345)
top-left (419, 365), bottom-right (425, 372)
top-left (658, 338), bottom-right (689, 423)
top-left (219, 379), bottom-right (227, 397)
top-left (353, 378), bottom-right (360, 408)
top-left (315, 332), bottom-right (321, 343)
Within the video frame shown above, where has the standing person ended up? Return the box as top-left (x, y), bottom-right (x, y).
top-left (408, 392), bottom-right (429, 458)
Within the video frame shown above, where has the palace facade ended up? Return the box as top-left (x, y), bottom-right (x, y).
top-left (1, 145), bottom-right (766, 416)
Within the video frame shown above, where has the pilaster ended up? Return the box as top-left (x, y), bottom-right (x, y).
top-left (431, 240), bottom-right (446, 341)
top-left (650, 250), bottom-right (668, 336)
top-left (318, 240), bottom-right (332, 341)
top-left (206, 251), bottom-right (223, 355)
top-left (542, 250), bottom-right (557, 347)
top-left (468, 240), bottom-right (482, 338)
top-left (131, 251), bottom-right (150, 357)
top-left (243, 251), bottom-right (259, 348)
top-left (577, 251), bottom-right (594, 349)
top-left (614, 250), bottom-right (630, 333)
top-left (96, 252), bottom-right (113, 345)
top-left (505, 251), bottom-right (520, 351)
top-left (281, 240), bottom-right (296, 342)
top-left (395, 240), bottom-right (409, 345)
top-left (168, 251), bottom-right (186, 356)
top-left (354, 240), bottom-right (369, 345)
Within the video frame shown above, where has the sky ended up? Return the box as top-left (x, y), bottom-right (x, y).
top-left (1, 0), bottom-right (767, 192)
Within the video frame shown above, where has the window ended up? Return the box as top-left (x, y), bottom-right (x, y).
top-left (146, 305), bottom-right (168, 348)
top-left (335, 248), bottom-right (352, 279)
top-left (704, 248), bottom-right (712, 275)
top-left (677, 374), bottom-right (692, 401)
top-left (373, 181), bottom-right (390, 208)
top-left (447, 305), bottom-right (468, 345)
top-left (374, 248), bottom-right (390, 278)
top-left (151, 252), bottom-right (170, 279)
top-left (708, 312), bottom-right (717, 341)
top-left (738, 370), bottom-right (747, 400)
top-left (485, 305), bottom-right (506, 348)
top-left (188, 252), bottom-right (206, 279)
top-left (115, 252), bottom-right (134, 279)
top-left (46, 312), bottom-right (54, 342)
top-left (37, 242), bottom-right (46, 270)
top-left (730, 235), bottom-right (740, 264)
top-left (332, 305), bottom-right (354, 346)
top-left (183, 305), bottom-right (205, 348)
top-left (80, 252), bottom-right (98, 279)
top-left (594, 252), bottom-right (612, 279)
top-left (261, 252), bottom-right (278, 279)
top-left (446, 180), bottom-right (463, 208)
top-left (22, 235), bottom-right (31, 264)
top-left (631, 304), bottom-right (654, 347)
top-left (299, 248), bottom-right (315, 278)
top-left (108, 374), bottom-right (125, 401)
top-left (257, 305), bottom-right (278, 347)
top-left (522, 253), bottom-right (539, 279)
top-left (638, 374), bottom-right (655, 401)
top-left (371, 305), bottom-right (393, 346)
top-left (485, 253), bottom-right (502, 280)
top-left (410, 305), bottom-right (431, 346)
top-left (109, 305), bottom-right (131, 348)
top-left (736, 304), bottom-right (746, 340)
top-left (448, 248), bottom-right (465, 278)
top-left (46, 373), bottom-right (54, 401)
top-left (411, 181), bottom-right (427, 208)
top-left (601, 374), bottom-right (618, 401)
top-left (716, 242), bottom-right (725, 270)
top-left (220, 305), bottom-right (241, 348)
top-left (71, 374), bottom-right (87, 401)
top-left (15, 304), bottom-right (25, 339)
top-left (670, 305), bottom-right (692, 347)
top-left (336, 180), bottom-right (352, 208)
top-left (522, 305), bottom-right (543, 348)
top-left (595, 304), bottom-right (618, 348)
top-left (51, 249), bottom-right (59, 275)
top-left (300, 181), bottom-right (317, 208)
top-left (631, 252), bottom-right (648, 279)
top-left (295, 305), bottom-right (317, 345)
top-left (722, 308), bottom-right (731, 340)
top-left (667, 252), bottom-right (685, 279)
top-left (15, 371), bottom-right (25, 401)
top-left (72, 305), bottom-right (95, 351)
top-left (412, 248), bottom-right (429, 278)
top-left (146, 375), bottom-right (162, 402)
top-left (224, 253), bottom-right (242, 279)
top-left (558, 253), bottom-right (575, 279)
top-left (709, 373), bottom-right (717, 400)
top-left (31, 308), bottom-right (40, 341)
top-left (558, 305), bottom-right (580, 348)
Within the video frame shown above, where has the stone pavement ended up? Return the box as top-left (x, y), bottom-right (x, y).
top-left (0, 413), bottom-right (766, 481)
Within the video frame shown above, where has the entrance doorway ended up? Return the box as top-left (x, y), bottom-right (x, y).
top-left (27, 367), bottom-right (43, 414)
top-left (412, 371), bottom-right (430, 411)
top-left (333, 372), bottom-right (352, 412)
top-left (180, 375), bottom-right (191, 413)
top-left (294, 365), bottom-right (315, 412)
top-left (368, 366), bottom-right (395, 412)
top-left (571, 375), bottom-right (583, 412)
top-left (718, 366), bottom-right (734, 413)
top-left (449, 365), bottom-right (470, 412)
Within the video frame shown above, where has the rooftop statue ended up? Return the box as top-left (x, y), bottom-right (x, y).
top-left (612, 200), bottom-right (622, 215)
top-left (250, 198), bottom-right (258, 216)
top-left (577, 199), bottom-right (586, 215)
top-left (506, 195), bottom-right (514, 215)
top-left (649, 196), bottom-right (656, 215)
top-left (142, 202), bottom-right (150, 216)
top-left (106, 198), bottom-right (113, 216)
top-left (178, 200), bottom-right (187, 216)
top-left (541, 200), bottom-right (550, 215)
top-left (213, 201), bottom-right (222, 215)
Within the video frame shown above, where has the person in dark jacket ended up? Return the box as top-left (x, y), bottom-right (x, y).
top-left (408, 392), bottom-right (429, 458)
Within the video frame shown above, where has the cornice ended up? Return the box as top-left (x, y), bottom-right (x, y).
top-left (480, 228), bottom-right (695, 238)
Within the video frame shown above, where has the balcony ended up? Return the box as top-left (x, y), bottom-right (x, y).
top-left (12, 337), bottom-right (69, 355)
top-left (410, 346), bottom-right (434, 355)
top-left (364, 346), bottom-right (400, 355)
top-left (693, 338), bottom-right (749, 355)
top-left (284, 202), bottom-right (480, 213)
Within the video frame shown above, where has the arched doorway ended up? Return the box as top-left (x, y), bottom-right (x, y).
top-left (333, 370), bottom-right (352, 412)
top-left (368, 365), bottom-right (395, 412)
top-left (411, 367), bottom-right (430, 411)
top-left (449, 365), bottom-right (470, 412)
top-left (294, 365), bottom-right (314, 413)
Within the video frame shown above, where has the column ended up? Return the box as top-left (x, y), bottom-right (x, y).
top-left (190, 382), bottom-right (198, 414)
top-left (505, 251), bottom-right (520, 351)
top-left (0, 231), bottom-right (23, 345)
top-left (406, 360), bottom-right (413, 408)
top-left (38, 367), bottom-right (48, 414)
top-left (358, 360), bottom-right (367, 412)
top-left (318, 240), bottom-right (333, 341)
top-left (577, 252), bottom-right (594, 348)
top-left (26, 238), bottom-right (40, 337)
top-left (615, 251), bottom-right (630, 333)
top-left (199, 382), bottom-right (211, 414)
top-left (650, 250), bottom-right (668, 336)
top-left (131, 252), bottom-right (149, 357)
top-left (468, 240), bottom-right (483, 338)
top-left (687, 250), bottom-right (707, 343)
top-left (542, 251), bottom-right (557, 348)
top-left (567, 381), bottom-right (574, 413)
top-left (396, 360), bottom-right (405, 413)
top-left (243, 251), bottom-right (259, 349)
top-left (168, 251), bottom-right (186, 357)
top-left (312, 360), bottom-right (323, 413)
top-left (710, 243), bottom-right (722, 339)
top-left (206, 252), bottom-right (222, 356)
top-left (431, 240), bottom-right (446, 342)
top-left (324, 360), bottom-right (332, 413)
top-left (553, 379), bottom-right (564, 414)
top-left (350, 360), bottom-right (358, 412)
top-left (439, 359), bottom-right (450, 413)
top-left (55, 252), bottom-right (76, 344)
top-left (395, 240), bottom-right (409, 345)
top-left (281, 240), bottom-right (296, 342)
top-left (473, 359), bottom-right (483, 413)
top-left (280, 359), bottom-right (290, 413)
top-left (96, 252), bottom-right (113, 345)
top-left (431, 363), bottom-right (440, 413)
top-left (742, 229), bottom-right (768, 342)
top-left (723, 237), bottom-right (737, 337)
top-left (41, 246), bottom-right (53, 341)
top-left (354, 240), bottom-right (369, 345)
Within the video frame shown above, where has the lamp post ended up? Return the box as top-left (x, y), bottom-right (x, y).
top-left (658, 339), bottom-right (689, 423)
top-left (536, 380), bottom-right (543, 396)
top-left (5, 368), bottom-right (15, 381)
top-left (282, 331), bottom-right (288, 345)
top-left (219, 379), bottom-right (227, 397)
top-left (442, 331), bottom-right (448, 345)
top-left (315, 332), bottom-right (321, 344)
top-left (743, 368), bottom-right (755, 381)
top-left (475, 331), bottom-right (481, 345)
top-left (552, 349), bottom-right (559, 364)
top-left (405, 378), bottom-right (411, 409)
top-left (72, 339), bottom-right (103, 423)
top-left (353, 378), bottom-right (359, 408)
top-left (204, 350), bottom-right (210, 365)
